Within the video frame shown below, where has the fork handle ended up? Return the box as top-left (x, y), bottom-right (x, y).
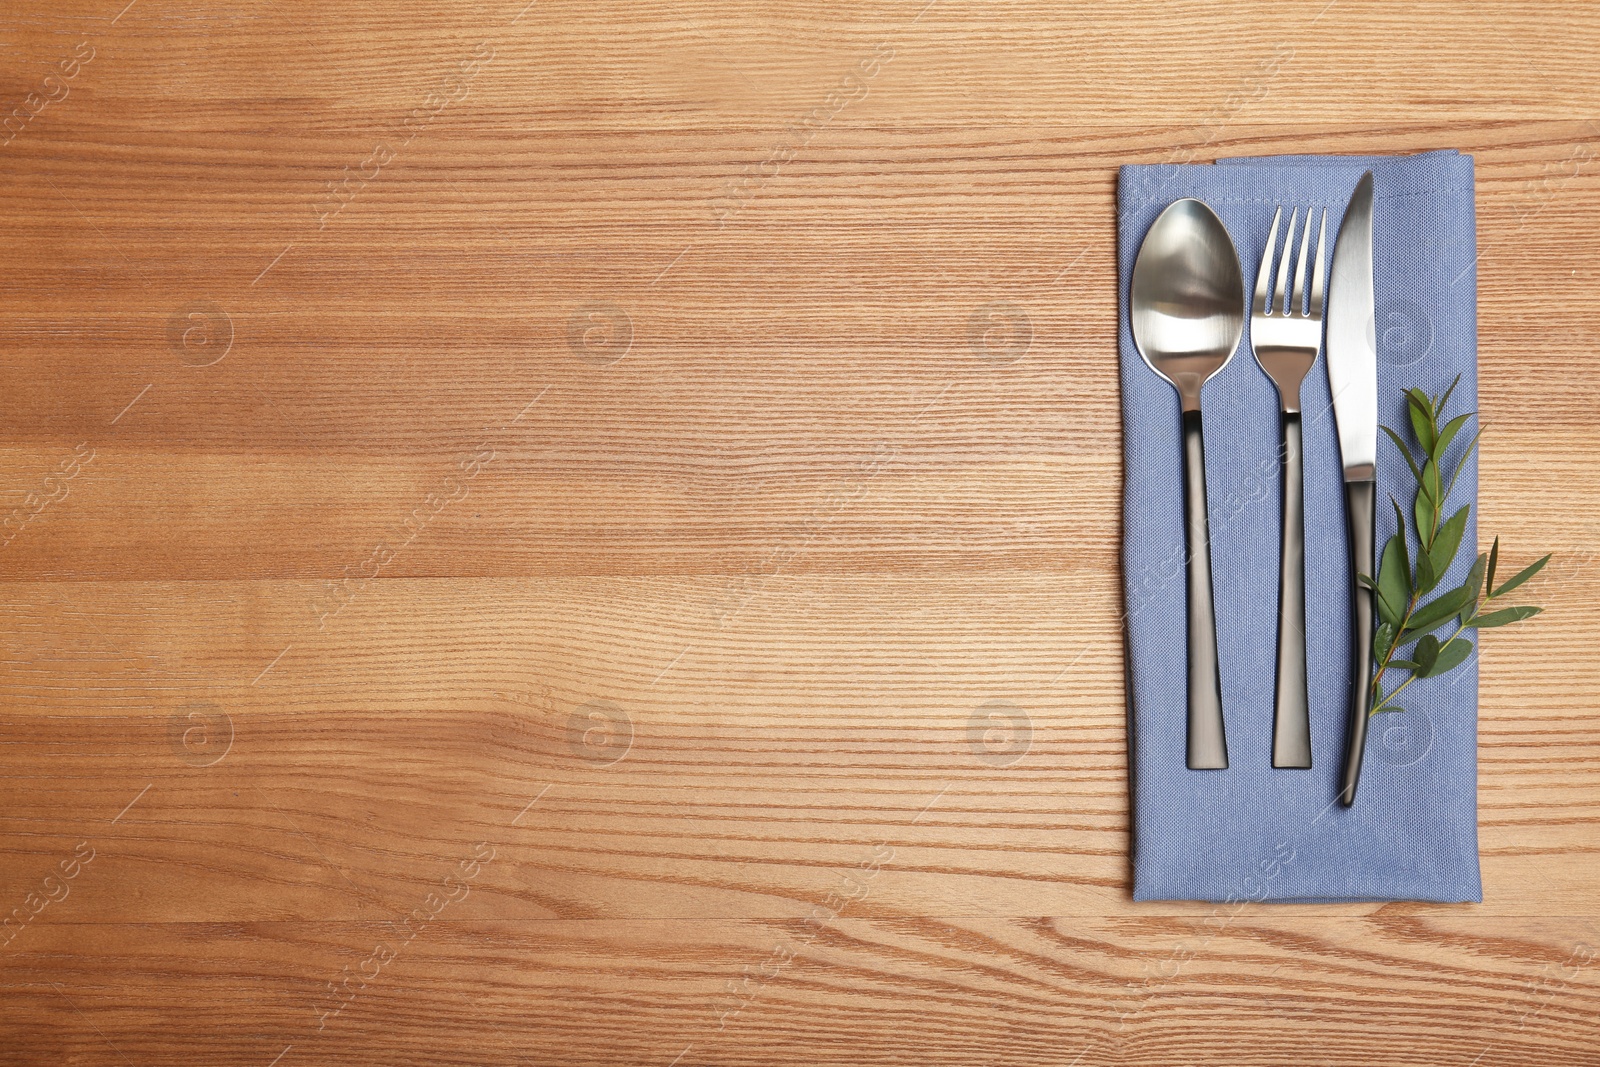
top-left (1181, 409), bottom-right (1227, 770)
top-left (1338, 478), bottom-right (1377, 805)
top-left (1272, 412), bottom-right (1311, 767)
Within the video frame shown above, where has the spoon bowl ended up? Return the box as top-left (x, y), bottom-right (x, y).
top-left (1132, 199), bottom-right (1246, 410)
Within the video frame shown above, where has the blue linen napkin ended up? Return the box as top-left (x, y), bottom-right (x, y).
top-left (1118, 151), bottom-right (1482, 902)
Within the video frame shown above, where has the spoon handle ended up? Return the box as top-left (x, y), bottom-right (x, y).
top-left (1181, 409), bottom-right (1228, 770)
top-left (1272, 412), bottom-right (1312, 767)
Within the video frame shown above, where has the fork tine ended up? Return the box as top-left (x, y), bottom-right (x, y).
top-left (1273, 208), bottom-right (1298, 315)
top-left (1255, 207), bottom-right (1281, 316)
top-left (1309, 208), bottom-right (1328, 319)
top-left (1291, 206), bottom-right (1314, 316)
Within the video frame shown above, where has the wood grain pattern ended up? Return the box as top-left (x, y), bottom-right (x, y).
top-left (3, 1), bottom-right (1599, 1063)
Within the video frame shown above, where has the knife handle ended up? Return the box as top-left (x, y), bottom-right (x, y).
top-left (1338, 478), bottom-right (1377, 805)
top-left (1181, 409), bottom-right (1227, 770)
top-left (1272, 412), bottom-right (1311, 768)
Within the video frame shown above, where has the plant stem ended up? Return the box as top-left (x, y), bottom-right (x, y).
top-left (1370, 589), bottom-right (1421, 715)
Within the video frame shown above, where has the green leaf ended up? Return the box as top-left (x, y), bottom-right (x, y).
top-left (1486, 536), bottom-right (1500, 593)
top-left (1434, 411), bottom-right (1473, 463)
top-left (1375, 621), bottom-right (1395, 662)
top-left (1424, 506), bottom-right (1470, 592)
top-left (1387, 660), bottom-right (1419, 671)
top-left (1416, 549), bottom-right (1437, 595)
top-left (1408, 391), bottom-right (1436, 452)
top-left (1421, 458), bottom-right (1442, 505)
top-left (1413, 634), bottom-right (1440, 674)
top-left (1372, 705), bottom-right (1406, 715)
top-left (1382, 425), bottom-right (1423, 485)
top-left (1415, 484), bottom-right (1437, 549)
top-left (1408, 386), bottom-right (1434, 417)
top-left (1466, 551), bottom-right (1488, 602)
top-left (1468, 605), bottom-right (1543, 628)
top-left (1419, 636), bottom-right (1473, 677)
top-left (1445, 429), bottom-right (1482, 502)
top-left (1492, 554), bottom-right (1551, 598)
top-left (1437, 374), bottom-right (1462, 416)
top-left (1405, 556), bottom-right (1485, 635)
top-left (1376, 535), bottom-right (1409, 628)
top-left (1391, 498), bottom-right (1411, 581)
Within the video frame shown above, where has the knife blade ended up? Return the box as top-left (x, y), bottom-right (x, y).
top-left (1327, 172), bottom-right (1377, 481)
top-left (1327, 170), bottom-right (1377, 807)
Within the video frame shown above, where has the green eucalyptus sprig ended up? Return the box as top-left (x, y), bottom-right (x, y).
top-left (1358, 378), bottom-right (1551, 716)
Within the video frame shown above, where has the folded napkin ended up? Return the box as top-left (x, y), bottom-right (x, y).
top-left (1118, 151), bottom-right (1482, 903)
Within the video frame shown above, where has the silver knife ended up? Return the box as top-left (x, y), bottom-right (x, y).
top-left (1326, 171), bottom-right (1377, 806)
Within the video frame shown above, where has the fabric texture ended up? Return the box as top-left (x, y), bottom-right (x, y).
top-left (1117, 151), bottom-right (1482, 903)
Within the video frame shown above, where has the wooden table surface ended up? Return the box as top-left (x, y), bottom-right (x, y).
top-left (3, 1), bottom-right (1599, 1064)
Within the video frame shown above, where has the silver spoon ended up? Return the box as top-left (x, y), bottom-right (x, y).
top-left (1131, 198), bottom-right (1245, 770)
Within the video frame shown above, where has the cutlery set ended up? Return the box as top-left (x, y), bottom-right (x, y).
top-left (1131, 172), bottom-right (1378, 801)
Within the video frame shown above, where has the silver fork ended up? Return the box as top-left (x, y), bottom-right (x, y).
top-left (1251, 206), bottom-right (1326, 769)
